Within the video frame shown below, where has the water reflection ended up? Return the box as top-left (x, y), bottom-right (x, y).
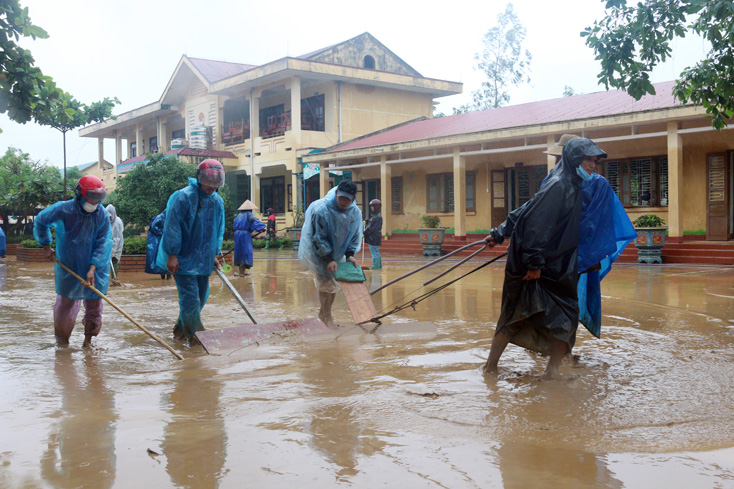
top-left (40, 350), bottom-right (117, 489)
top-left (302, 347), bottom-right (388, 480)
top-left (161, 363), bottom-right (226, 488)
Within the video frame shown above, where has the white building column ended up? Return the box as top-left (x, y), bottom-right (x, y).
top-left (135, 124), bottom-right (143, 157)
top-left (379, 155), bottom-right (391, 238)
top-left (319, 162), bottom-right (329, 199)
top-left (158, 117), bottom-right (168, 152)
top-left (547, 134), bottom-right (556, 172)
top-left (667, 121), bottom-right (684, 238)
top-left (290, 76), bottom-right (301, 144)
top-left (453, 146), bottom-right (466, 238)
top-left (97, 137), bottom-right (105, 178)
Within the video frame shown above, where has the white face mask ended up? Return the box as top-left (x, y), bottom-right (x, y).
top-left (576, 166), bottom-right (593, 181)
top-left (82, 201), bottom-right (98, 213)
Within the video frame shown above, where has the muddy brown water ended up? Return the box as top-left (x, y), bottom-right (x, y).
top-left (1, 252), bottom-right (733, 488)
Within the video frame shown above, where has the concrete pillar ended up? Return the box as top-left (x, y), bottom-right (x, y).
top-left (667, 121), bottom-right (683, 238)
top-left (547, 134), bottom-right (556, 172)
top-left (290, 76), bottom-right (301, 144)
top-left (380, 155), bottom-right (391, 238)
top-left (158, 118), bottom-right (168, 152)
top-left (251, 94), bottom-right (260, 140)
top-left (135, 125), bottom-right (143, 157)
top-left (453, 146), bottom-right (466, 238)
top-left (115, 131), bottom-right (121, 178)
top-left (291, 171), bottom-right (299, 226)
top-left (97, 137), bottom-right (104, 178)
top-left (253, 174), bottom-right (261, 213)
top-left (319, 162), bottom-right (329, 199)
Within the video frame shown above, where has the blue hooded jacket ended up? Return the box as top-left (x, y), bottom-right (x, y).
top-left (298, 187), bottom-right (362, 274)
top-left (34, 196), bottom-right (113, 299)
top-left (156, 178), bottom-right (225, 276)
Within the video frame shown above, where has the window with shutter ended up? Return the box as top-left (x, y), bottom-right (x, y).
top-left (391, 177), bottom-right (403, 213)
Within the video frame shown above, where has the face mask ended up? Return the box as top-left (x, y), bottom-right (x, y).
top-left (576, 166), bottom-right (593, 181)
top-left (82, 201), bottom-right (98, 213)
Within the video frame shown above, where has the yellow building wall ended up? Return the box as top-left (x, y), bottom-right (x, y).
top-left (339, 84), bottom-right (433, 142)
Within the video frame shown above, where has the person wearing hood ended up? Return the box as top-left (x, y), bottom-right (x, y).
top-left (483, 137), bottom-right (608, 379)
top-left (145, 210), bottom-right (171, 279)
top-left (0, 225), bottom-right (5, 258)
top-left (105, 204), bottom-right (124, 280)
top-left (494, 135), bottom-right (637, 345)
top-left (156, 160), bottom-right (225, 343)
top-left (364, 199), bottom-right (383, 269)
top-left (298, 180), bottom-right (363, 328)
top-left (34, 175), bottom-right (113, 347)
top-left (233, 200), bottom-right (265, 276)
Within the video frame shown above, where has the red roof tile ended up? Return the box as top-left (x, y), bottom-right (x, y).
top-left (329, 81), bottom-right (683, 152)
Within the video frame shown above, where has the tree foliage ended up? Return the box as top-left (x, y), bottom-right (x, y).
top-left (0, 0), bottom-right (119, 133)
top-left (454, 3), bottom-right (532, 113)
top-left (107, 152), bottom-right (234, 239)
top-left (583, 0), bottom-right (734, 129)
top-left (0, 147), bottom-right (80, 234)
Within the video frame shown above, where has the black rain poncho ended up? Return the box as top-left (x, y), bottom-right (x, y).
top-left (490, 138), bottom-right (606, 354)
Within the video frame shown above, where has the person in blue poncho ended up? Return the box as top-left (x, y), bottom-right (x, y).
top-left (34, 175), bottom-right (113, 347)
top-left (156, 160), bottom-right (225, 343)
top-left (145, 211), bottom-right (172, 279)
top-left (0, 225), bottom-right (5, 258)
top-left (233, 199), bottom-right (265, 276)
top-left (484, 138), bottom-right (608, 379)
top-left (298, 180), bottom-right (363, 328)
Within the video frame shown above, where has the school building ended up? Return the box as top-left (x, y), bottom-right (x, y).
top-left (303, 80), bottom-right (734, 243)
top-left (78, 32), bottom-right (461, 228)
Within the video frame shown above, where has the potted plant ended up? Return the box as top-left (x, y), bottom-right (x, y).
top-left (632, 214), bottom-right (667, 264)
top-left (285, 203), bottom-right (305, 251)
top-left (418, 215), bottom-right (445, 256)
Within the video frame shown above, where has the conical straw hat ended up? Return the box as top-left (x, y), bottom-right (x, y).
top-left (238, 199), bottom-right (258, 211)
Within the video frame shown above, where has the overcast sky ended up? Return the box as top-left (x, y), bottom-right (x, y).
top-left (0, 0), bottom-right (710, 169)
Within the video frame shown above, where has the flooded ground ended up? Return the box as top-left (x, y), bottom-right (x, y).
top-left (1, 251), bottom-right (734, 488)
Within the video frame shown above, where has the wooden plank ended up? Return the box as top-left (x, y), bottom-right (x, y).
top-left (339, 281), bottom-right (378, 325)
top-left (195, 317), bottom-right (332, 354)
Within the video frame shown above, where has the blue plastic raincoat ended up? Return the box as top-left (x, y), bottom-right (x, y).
top-left (298, 187), bottom-right (362, 275)
top-left (156, 178), bottom-right (225, 275)
top-left (233, 210), bottom-right (265, 267)
top-left (145, 211), bottom-right (168, 275)
top-left (155, 178), bottom-right (224, 340)
top-left (0, 226), bottom-right (5, 257)
top-left (576, 174), bottom-right (637, 336)
top-left (34, 196), bottom-right (113, 299)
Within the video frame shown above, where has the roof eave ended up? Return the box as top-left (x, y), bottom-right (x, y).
top-left (303, 105), bottom-right (706, 162)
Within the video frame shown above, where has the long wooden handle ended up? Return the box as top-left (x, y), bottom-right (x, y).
top-left (55, 259), bottom-right (183, 360)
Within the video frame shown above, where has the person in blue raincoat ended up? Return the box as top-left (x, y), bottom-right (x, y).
top-left (0, 225), bottom-right (5, 258)
top-left (483, 138), bottom-right (607, 379)
top-left (233, 199), bottom-right (265, 277)
top-left (145, 210), bottom-right (172, 279)
top-left (298, 180), bottom-right (363, 328)
top-left (34, 175), bottom-right (113, 347)
top-left (156, 160), bottom-right (225, 342)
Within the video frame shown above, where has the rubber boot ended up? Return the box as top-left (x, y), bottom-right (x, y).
top-left (278, 239), bottom-right (283, 250)
top-left (265, 240), bottom-right (270, 250)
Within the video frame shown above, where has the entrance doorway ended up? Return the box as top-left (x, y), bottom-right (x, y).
top-left (507, 165), bottom-right (547, 211)
top-left (706, 152), bottom-right (731, 240)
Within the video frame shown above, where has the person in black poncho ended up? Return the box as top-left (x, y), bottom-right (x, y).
top-left (483, 137), bottom-right (608, 379)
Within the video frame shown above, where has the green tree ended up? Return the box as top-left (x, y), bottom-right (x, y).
top-left (34, 92), bottom-right (119, 197)
top-left (454, 3), bottom-right (532, 113)
top-left (563, 85), bottom-right (577, 97)
top-left (107, 152), bottom-right (234, 239)
top-left (583, 0), bottom-right (734, 129)
top-left (1, 0), bottom-right (119, 177)
top-left (0, 147), bottom-right (80, 234)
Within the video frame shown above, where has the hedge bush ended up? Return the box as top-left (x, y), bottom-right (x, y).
top-left (222, 240), bottom-right (234, 251)
top-left (21, 239), bottom-right (43, 248)
top-left (122, 236), bottom-right (147, 255)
